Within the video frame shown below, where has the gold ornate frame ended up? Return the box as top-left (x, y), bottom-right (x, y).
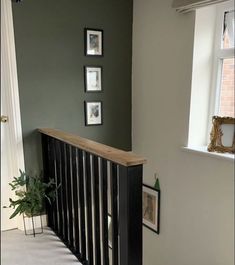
top-left (208, 116), bottom-right (235, 154)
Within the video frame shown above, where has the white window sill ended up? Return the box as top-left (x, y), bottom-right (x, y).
top-left (182, 146), bottom-right (235, 162)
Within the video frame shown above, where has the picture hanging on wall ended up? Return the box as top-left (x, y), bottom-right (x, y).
top-left (84, 101), bottom-right (103, 126)
top-left (85, 28), bottom-right (103, 56)
top-left (143, 184), bottom-right (160, 234)
top-left (84, 66), bottom-right (102, 92)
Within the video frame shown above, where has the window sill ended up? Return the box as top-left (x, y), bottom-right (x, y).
top-left (182, 146), bottom-right (235, 162)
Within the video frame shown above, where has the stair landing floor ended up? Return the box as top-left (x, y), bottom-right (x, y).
top-left (1, 228), bottom-right (81, 265)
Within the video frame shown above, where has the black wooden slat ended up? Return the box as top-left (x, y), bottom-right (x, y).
top-left (71, 147), bottom-right (80, 254)
top-left (61, 143), bottom-right (68, 243)
top-left (84, 152), bottom-right (93, 265)
top-left (93, 156), bottom-right (101, 265)
top-left (47, 137), bottom-right (54, 228)
top-left (100, 159), bottom-right (109, 265)
top-left (66, 144), bottom-right (74, 248)
top-left (111, 163), bottom-right (119, 265)
top-left (119, 165), bottom-right (143, 265)
top-left (55, 139), bottom-right (64, 237)
top-left (78, 149), bottom-right (86, 261)
top-left (41, 135), bottom-right (54, 228)
top-left (48, 137), bottom-right (58, 231)
top-left (50, 138), bottom-right (59, 232)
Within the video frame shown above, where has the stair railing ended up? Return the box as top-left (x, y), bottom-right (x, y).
top-left (39, 128), bottom-right (146, 265)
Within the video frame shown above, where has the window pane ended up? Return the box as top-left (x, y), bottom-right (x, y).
top-left (222, 10), bottom-right (235, 49)
top-left (219, 58), bottom-right (234, 117)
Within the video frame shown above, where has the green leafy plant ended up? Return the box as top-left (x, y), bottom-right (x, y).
top-left (4, 170), bottom-right (58, 219)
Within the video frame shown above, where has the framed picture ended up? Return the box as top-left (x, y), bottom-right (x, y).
top-left (208, 116), bottom-right (235, 154)
top-left (84, 101), bottom-right (103, 126)
top-left (85, 28), bottom-right (103, 56)
top-left (143, 184), bottom-right (160, 234)
top-left (84, 66), bottom-right (102, 92)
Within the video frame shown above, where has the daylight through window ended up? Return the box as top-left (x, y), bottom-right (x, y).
top-left (215, 8), bottom-right (234, 118)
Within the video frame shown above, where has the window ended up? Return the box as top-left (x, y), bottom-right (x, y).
top-left (213, 5), bottom-right (234, 118)
top-left (188, 0), bottom-right (234, 151)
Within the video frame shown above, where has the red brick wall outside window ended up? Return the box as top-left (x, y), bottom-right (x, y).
top-left (218, 27), bottom-right (234, 118)
top-left (219, 58), bottom-right (234, 117)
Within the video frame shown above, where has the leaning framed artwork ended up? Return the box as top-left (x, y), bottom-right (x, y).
top-left (84, 66), bottom-right (102, 92)
top-left (208, 116), bottom-right (235, 154)
top-left (85, 28), bottom-right (103, 56)
top-left (84, 101), bottom-right (103, 126)
top-left (143, 184), bottom-right (160, 234)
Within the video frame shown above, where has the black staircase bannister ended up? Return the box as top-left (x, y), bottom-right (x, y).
top-left (39, 128), bottom-right (146, 265)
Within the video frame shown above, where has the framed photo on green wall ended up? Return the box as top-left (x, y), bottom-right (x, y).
top-left (84, 101), bottom-right (103, 126)
top-left (84, 66), bottom-right (102, 92)
top-left (85, 28), bottom-right (103, 56)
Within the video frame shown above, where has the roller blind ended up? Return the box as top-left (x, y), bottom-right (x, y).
top-left (172, 0), bottom-right (229, 13)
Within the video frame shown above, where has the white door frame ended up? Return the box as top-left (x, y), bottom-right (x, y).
top-left (1, 0), bottom-right (25, 228)
top-left (1, 0), bottom-right (25, 171)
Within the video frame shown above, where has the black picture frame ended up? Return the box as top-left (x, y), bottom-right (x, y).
top-left (84, 28), bottom-right (103, 56)
top-left (84, 101), bottom-right (103, 126)
top-left (84, 66), bottom-right (103, 92)
top-left (143, 184), bottom-right (160, 234)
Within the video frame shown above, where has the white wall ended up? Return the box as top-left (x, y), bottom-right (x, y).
top-left (132, 1), bottom-right (234, 265)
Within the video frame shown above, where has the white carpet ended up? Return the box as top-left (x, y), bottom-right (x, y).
top-left (1, 228), bottom-right (81, 265)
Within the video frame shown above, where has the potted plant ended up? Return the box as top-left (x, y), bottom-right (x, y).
top-left (4, 170), bottom-right (57, 236)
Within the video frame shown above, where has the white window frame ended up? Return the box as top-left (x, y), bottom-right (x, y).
top-left (209, 1), bottom-right (234, 124)
top-left (186, 1), bottom-right (234, 160)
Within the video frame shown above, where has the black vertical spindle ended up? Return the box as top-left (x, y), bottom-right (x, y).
top-left (78, 149), bottom-right (86, 261)
top-left (47, 137), bottom-right (54, 228)
top-left (71, 147), bottom-right (80, 255)
top-left (41, 135), bottom-right (53, 227)
top-left (110, 163), bottom-right (119, 265)
top-left (93, 156), bottom-right (101, 265)
top-left (52, 139), bottom-right (60, 234)
top-left (49, 137), bottom-right (58, 231)
top-left (100, 159), bottom-right (109, 265)
top-left (55, 140), bottom-right (64, 237)
top-left (61, 143), bottom-right (68, 243)
top-left (66, 144), bottom-right (74, 248)
top-left (119, 165), bottom-right (143, 265)
top-left (84, 152), bottom-right (94, 265)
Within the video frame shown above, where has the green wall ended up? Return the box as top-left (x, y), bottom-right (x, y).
top-left (12, 0), bottom-right (133, 173)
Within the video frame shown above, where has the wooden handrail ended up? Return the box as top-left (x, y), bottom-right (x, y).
top-left (38, 128), bottom-right (147, 167)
